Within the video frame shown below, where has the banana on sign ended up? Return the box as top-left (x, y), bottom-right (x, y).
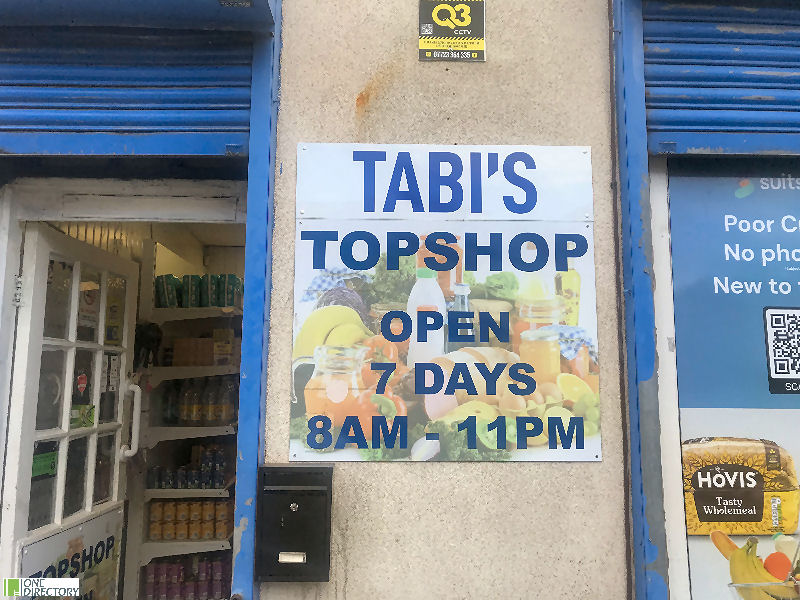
top-left (418, 0), bottom-right (485, 62)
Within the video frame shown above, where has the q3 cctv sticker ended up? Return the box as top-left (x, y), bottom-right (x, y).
top-left (419, 0), bottom-right (485, 62)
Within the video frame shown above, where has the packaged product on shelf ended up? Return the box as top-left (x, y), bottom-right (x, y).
top-left (143, 582), bottom-right (155, 600)
top-left (150, 501), bottom-right (163, 522)
top-left (162, 501), bottom-right (176, 522)
top-left (175, 522), bottom-right (188, 541)
top-left (212, 329), bottom-right (235, 366)
top-left (188, 520), bottom-right (202, 541)
top-left (175, 501), bottom-right (189, 522)
top-left (155, 275), bottom-right (182, 308)
top-left (201, 377), bottom-right (219, 426)
top-left (181, 275), bottom-right (201, 308)
top-left (216, 274), bottom-right (242, 308)
top-left (173, 339), bottom-right (214, 367)
top-left (161, 468), bottom-right (175, 489)
top-left (214, 500), bottom-right (230, 521)
top-left (682, 437), bottom-right (800, 535)
top-left (200, 521), bottom-right (215, 540)
top-left (147, 466), bottom-right (161, 489)
top-left (161, 521), bottom-right (176, 541)
top-left (148, 521), bottom-right (162, 541)
top-left (155, 563), bottom-right (168, 583)
top-left (201, 500), bottom-right (216, 522)
top-left (200, 274), bottom-right (219, 307)
top-left (189, 501), bottom-right (203, 522)
top-left (214, 520), bottom-right (228, 540)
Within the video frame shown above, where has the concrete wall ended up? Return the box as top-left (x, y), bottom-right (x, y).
top-left (263, 1), bottom-right (627, 598)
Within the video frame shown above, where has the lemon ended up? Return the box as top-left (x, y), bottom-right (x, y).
top-left (556, 373), bottom-right (594, 403)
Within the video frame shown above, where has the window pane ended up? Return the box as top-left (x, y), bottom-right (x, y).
top-left (105, 276), bottom-right (126, 346)
top-left (93, 434), bottom-right (115, 505)
top-left (70, 350), bottom-right (95, 429)
top-left (44, 259), bottom-right (73, 339)
top-left (77, 267), bottom-right (102, 343)
top-left (64, 436), bottom-right (88, 518)
top-left (99, 352), bottom-right (121, 424)
top-left (36, 349), bottom-right (66, 430)
top-left (28, 440), bottom-right (58, 530)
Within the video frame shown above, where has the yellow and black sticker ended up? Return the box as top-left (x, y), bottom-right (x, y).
top-left (419, 0), bottom-right (485, 62)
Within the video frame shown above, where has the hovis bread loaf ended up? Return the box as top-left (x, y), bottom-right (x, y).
top-left (682, 437), bottom-right (800, 535)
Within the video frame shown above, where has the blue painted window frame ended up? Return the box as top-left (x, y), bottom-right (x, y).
top-left (232, 2), bottom-right (281, 599)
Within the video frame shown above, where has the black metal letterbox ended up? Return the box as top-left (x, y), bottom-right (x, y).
top-left (255, 465), bottom-right (333, 582)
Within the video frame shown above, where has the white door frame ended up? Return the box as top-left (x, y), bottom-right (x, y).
top-left (0, 176), bottom-right (246, 572)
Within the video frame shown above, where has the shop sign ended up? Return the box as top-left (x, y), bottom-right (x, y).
top-left (291, 143), bottom-right (601, 462)
top-left (419, 0), bottom-right (485, 62)
top-left (669, 172), bottom-right (800, 596)
top-left (21, 508), bottom-right (123, 600)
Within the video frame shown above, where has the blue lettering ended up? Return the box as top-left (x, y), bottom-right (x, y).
top-left (353, 150), bottom-right (386, 212)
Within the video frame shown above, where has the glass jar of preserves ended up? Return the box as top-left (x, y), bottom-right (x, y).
top-left (520, 328), bottom-right (561, 385)
top-left (303, 345), bottom-right (367, 429)
top-left (512, 297), bottom-right (565, 354)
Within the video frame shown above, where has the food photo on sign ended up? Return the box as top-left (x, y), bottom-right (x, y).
top-left (288, 144), bottom-right (601, 462)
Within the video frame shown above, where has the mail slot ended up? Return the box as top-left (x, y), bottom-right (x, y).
top-left (255, 465), bottom-right (333, 582)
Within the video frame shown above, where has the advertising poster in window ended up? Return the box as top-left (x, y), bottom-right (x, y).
top-left (669, 166), bottom-right (800, 598)
top-left (290, 144), bottom-right (601, 462)
top-left (21, 507), bottom-right (123, 600)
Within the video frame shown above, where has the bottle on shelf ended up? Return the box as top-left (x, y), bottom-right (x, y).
top-left (217, 376), bottom-right (237, 425)
top-left (188, 379), bottom-right (204, 426)
top-left (177, 380), bottom-right (192, 426)
top-left (201, 378), bottom-right (219, 426)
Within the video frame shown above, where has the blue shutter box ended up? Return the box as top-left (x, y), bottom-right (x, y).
top-left (644, 1), bottom-right (800, 155)
top-left (0, 28), bottom-right (253, 156)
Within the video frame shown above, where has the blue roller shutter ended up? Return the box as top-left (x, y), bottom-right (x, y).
top-left (643, 1), bottom-right (800, 155)
top-left (0, 27), bottom-right (252, 156)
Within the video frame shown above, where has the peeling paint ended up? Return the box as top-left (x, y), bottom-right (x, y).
top-left (744, 70), bottom-right (800, 78)
top-left (686, 146), bottom-right (726, 154)
top-left (718, 24), bottom-right (800, 35)
top-left (232, 516), bottom-right (249, 561)
top-left (667, 337), bottom-right (675, 352)
top-left (740, 95), bottom-right (776, 101)
top-left (646, 45), bottom-right (671, 54)
top-left (245, 496), bottom-right (253, 506)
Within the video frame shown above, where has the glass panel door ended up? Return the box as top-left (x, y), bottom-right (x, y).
top-left (0, 223), bottom-right (138, 584)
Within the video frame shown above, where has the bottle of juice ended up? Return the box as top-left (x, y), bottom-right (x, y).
top-left (178, 380), bottom-right (192, 425)
top-left (406, 267), bottom-right (447, 367)
top-left (555, 257), bottom-right (581, 326)
top-left (188, 379), bottom-right (204, 425)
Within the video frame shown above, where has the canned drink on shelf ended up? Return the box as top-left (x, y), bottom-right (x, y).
top-left (175, 501), bottom-right (189, 522)
top-left (200, 521), bottom-right (215, 540)
top-left (201, 500), bottom-right (216, 522)
top-left (167, 582), bottom-right (181, 600)
top-left (149, 501), bottom-right (163, 522)
top-left (176, 467), bottom-right (187, 489)
top-left (146, 466), bottom-right (161, 489)
top-left (156, 582), bottom-right (168, 600)
top-left (162, 501), bottom-right (176, 522)
top-left (161, 522), bottom-right (176, 541)
top-left (161, 468), bottom-right (175, 489)
top-left (214, 520), bottom-right (228, 540)
top-left (196, 581), bottom-right (209, 600)
top-left (144, 562), bottom-right (157, 584)
top-left (155, 562), bottom-right (168, 583)
top-left (211, 559), bottom-right (223, 580)
top-left (143, 582), bottom-right (155, 600)
top-left (214, 499), bottom-right (229, 521)
top-left (167, 563), bottom-right (179, 584)
top-left (211, 580), bottom-right (223, 600)
top-left (189, 501), bottom-right (202, 521)
top-left (183, 581), bottom-right (196, 600)
top-left (148, 521), bottom-right (162, 541)
top-left (197, 558), bottom-right (209, 581)
top-left (175, 522), bottom-right (188, 540)
top-left (188, 520), bottom-right (201, 541)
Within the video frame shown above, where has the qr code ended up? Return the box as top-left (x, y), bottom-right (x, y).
top-left (420, 23), bottom-right (434, 35)
top-left (765, 308), bottom-right (800, 378)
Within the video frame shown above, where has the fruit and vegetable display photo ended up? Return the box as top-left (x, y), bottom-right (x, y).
top-left (290, 144), bottom-right (600, 462)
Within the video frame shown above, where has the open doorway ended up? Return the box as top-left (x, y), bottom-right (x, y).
top-left (0, 174), bottom-right (248, 600)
